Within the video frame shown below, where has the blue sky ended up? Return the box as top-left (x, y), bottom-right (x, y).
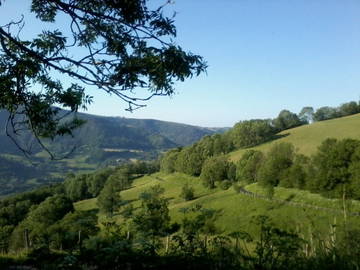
top-left (1, 0), bottom-right (360, 127)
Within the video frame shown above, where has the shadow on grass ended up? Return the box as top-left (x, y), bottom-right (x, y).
top-left (192, 194), bottom-right (211, 201)
top-left (122, 199), bottom-right (137, 205)
top-left (275, 193), bottom-right (296, 208)
top-left (266, 193), bottom-right (296, 210)
top-left (271, 132), bottom-right (290, 141)
top-left (284, 193), bottom-right (296, 202)
top-left (242, 133), bottom-right (290, 150)
top-left (263, 133), bottom-right (290, 146)
top-left (165, 196), bottom-right (176, 202)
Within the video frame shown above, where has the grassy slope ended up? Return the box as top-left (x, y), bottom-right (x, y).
top-left (75, 172), bottom-right (360, 239)
top-left (230, 113), bottom-right (360, 161)
top-left (75, 114), bottom-right (360, 238)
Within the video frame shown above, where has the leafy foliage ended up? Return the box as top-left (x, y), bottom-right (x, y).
top-left (280, 154), bottom-right (309, 189)
top-left (159, 99), bottom-right (360, 184)
top-left (236, 150), bottom-right (264, 183)
top-left (233, 136), bottom-right (360, 200)
top-left (200, 156), bottom-right (230, 189)
top-left (273, 110), bottom-right (304, 131)
top-left (310, 138), bottom-right (360, 198)
top-left (230, 119), bottom-right (277, 148)
top-left (180, 184), bottom-right (195, 201)
top-left (50, 210), bottom-right (98, 251)
top-left (257, 142), bottom-right (295, 188)
top-left (299, 107), bottom-right (314, 123)
top-left (313, 106), bottom-right (339, 121)
top-left (160, 148), bottom-right (181, 173)
top-left (132, 184), bottom-right (172, 253)
top-left (97, 178), bottom-right (123, 217)
top-left (10, 194), bottom-right (73, 250)
top-left (253, 216), bottom-right (304, 270)
top-left (312, 101), bottom-right (360, 122)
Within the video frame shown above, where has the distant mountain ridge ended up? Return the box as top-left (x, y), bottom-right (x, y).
top-left (0, 110), bottom-right (226, 154)
top-left (78, 112), bottom-right (226, 148)
top-left (0, 110), bottom-right (226, 196)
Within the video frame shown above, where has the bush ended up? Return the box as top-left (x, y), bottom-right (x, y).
top-left (257, 142), bottom-right (295, 188)
top-left (219, 180), bottom-right (232, 190)
top-left (180, 184), bottom-right (195, 201)
top-left (200, 156), bottom-right (229, 189)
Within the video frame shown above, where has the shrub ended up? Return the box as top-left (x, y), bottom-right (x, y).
top-left (180, 184), bottom-right (195, 201)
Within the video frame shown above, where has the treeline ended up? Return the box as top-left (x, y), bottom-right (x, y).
top-left (250, 138), bottom-right (360, 199)
top-left (160, 120), bottom-right (276, 179)
top-left (163, 137), bottom-right (360, 201)
top-left (159, 112), bottom-right (299, 179)
top-left (63, 160), bottom-right (159, 202)
top-left (312, 101), bottom-right (360, 121)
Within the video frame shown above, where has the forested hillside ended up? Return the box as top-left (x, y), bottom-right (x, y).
top-left (160, 101), bottom-right (360, 200)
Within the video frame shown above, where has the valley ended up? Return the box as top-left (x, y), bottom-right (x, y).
top-left (0, 110), bottom-right (224, 196)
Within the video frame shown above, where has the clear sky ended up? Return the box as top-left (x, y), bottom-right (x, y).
top-left (1, 0), bottom-right (360, 127)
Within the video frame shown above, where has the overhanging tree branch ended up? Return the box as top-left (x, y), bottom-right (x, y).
top-left (0, 0), bottom-right (207, 159)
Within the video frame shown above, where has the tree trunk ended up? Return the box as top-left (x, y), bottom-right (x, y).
top-left (24, 229), bottom-right (29, 250)
top-left (165, 235), bottom-right (170, 253)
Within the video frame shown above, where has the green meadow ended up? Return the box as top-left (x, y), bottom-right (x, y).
top-left (75, 172), bottom-right (360, 240)
top-left (230, 113), bottom-right (360, 161)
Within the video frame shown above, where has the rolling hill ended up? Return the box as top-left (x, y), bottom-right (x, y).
top-left (74, 114), bottom-right (360, 240)
top-left (230, 113), bottom-right (360, 161)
